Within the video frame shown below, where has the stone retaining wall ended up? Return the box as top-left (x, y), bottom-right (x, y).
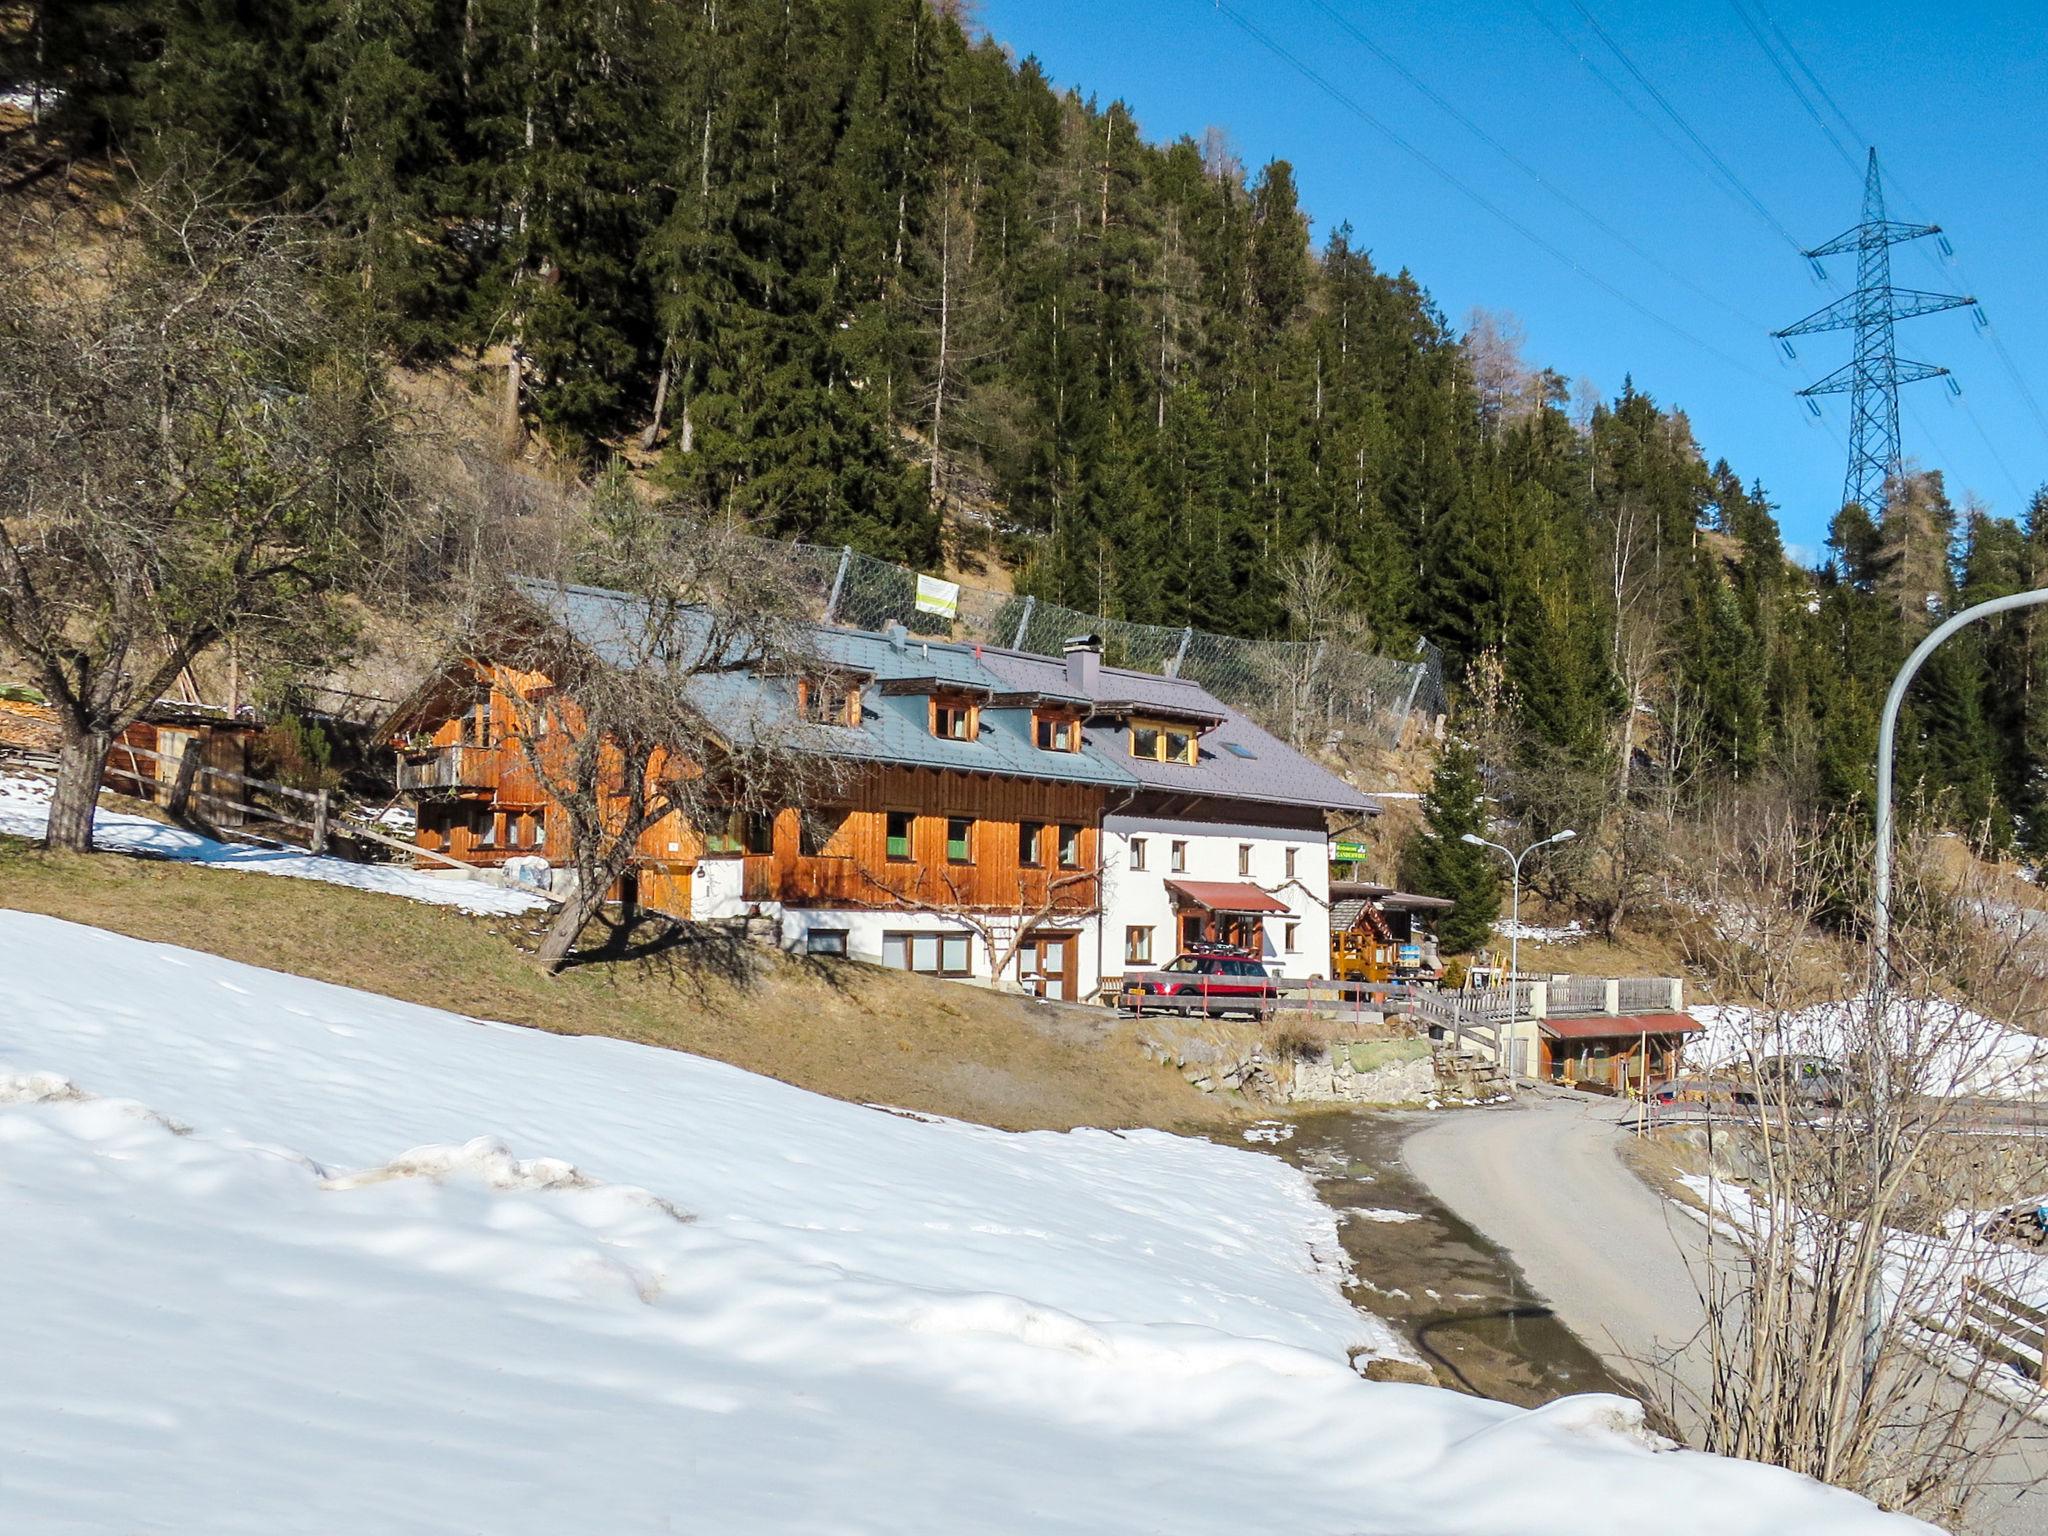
top-left (1136, 1020), bottom-right (1438, 1106)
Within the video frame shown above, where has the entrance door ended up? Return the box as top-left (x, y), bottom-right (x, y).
top-left (1019, 932), bottom-right (1079, 1002)
top-left (638, 861), bottom-right (693, 919)
top-left (153, 728), bottom-right (196, 804)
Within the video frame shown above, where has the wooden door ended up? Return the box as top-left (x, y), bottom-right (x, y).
top-left (635, 861), bottom-right (693, 919)
top-left (1020, 931), bottom-right (1079, 1002)
top-left (153, 729), bottom-right (195, 803)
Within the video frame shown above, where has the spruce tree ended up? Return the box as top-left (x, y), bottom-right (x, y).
top-left (1400, 740), bottom-right (1502, 955)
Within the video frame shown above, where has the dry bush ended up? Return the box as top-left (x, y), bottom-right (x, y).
top-left (1669, 803), bottom-right (2048, 1528)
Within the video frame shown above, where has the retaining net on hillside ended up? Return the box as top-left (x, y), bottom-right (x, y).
top-left (751, 537), bottom-right (1445, 753)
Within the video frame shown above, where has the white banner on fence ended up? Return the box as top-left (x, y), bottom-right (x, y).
top-left (914, 573), bottom-right (960, 619)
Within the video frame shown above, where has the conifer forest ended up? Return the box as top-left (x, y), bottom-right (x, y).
top-left (9, 0), bottom-right (2048, 868)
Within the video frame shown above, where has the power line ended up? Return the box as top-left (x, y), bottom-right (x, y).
top-left (1518, 0), bottom-right (1793, 246)
top-left (1307, 0), bottom-right (1772, 336)
top-left (1204, 0), bottom-right (1788, 391)
top-left (1753, 4), bottom-right (1870, 154)
top-left (1562, 0), bottom-right (1808, 254)
top-left (1725, 0), bottom-right (1861, 176)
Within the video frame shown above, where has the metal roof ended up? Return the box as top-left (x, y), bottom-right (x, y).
top-left (975, 647), bottom-right (1378, 814)
top-left (512, 579), bottom-right (1135, 790)
top-left (1164, 879), bottom-right (1293, 915)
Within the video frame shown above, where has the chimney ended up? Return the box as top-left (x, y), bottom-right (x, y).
top-left (884, 620), bottom-right (909, 653)
top-left (1062, 633), bottom-right (1102, 694)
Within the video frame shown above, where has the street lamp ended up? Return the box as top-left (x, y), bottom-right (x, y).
top-left (1861, 585), bottom-right (2048, 1400)
top-left (1461, 828), bottom-right (1576, 1085)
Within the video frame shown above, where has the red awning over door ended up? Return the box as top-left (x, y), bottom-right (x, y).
top-left (1164, 879), bottom-right (1291, 915)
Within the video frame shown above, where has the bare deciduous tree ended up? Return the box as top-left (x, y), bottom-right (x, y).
top-left (1666, 806), bottom-right (2048, 1526)
top-left (479, 501), bottom-right (841, 969)
top-left (0, 179), bottom-right (409, 852)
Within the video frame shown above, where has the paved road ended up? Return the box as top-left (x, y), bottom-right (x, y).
top-left (1401, 1088), bottom-right (2048, 1535)
top-left (1404, 1090), bottom-right (1716, 1423)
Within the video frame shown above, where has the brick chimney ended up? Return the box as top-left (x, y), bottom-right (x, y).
top-left (1062, 633), bottom-right (1102, 694)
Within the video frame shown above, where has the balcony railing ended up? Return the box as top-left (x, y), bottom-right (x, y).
top-left (395, 744), bottom-right (496, 793)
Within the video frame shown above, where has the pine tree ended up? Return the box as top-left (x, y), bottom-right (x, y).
top-left (1399, 740), bottom-right (1501, 954)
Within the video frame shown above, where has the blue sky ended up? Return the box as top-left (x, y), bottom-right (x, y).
top-left (973, 0), bottom-right (2048, 556)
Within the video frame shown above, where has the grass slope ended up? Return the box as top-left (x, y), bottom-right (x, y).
top-left (0, 835), bottom-right (1229, 1134)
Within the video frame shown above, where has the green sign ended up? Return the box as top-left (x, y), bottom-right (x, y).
top-left (1332, 840), bottom-right (1369, 863)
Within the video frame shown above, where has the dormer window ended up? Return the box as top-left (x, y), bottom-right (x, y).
top-left (930, 692), bottom-right (979, 742)
top-left (797, 674), bottom-right (862, 727)
top-left (1033, 710), bottom-right (1083, 752)
top-left (1129, 718), bottom-right (1197, 765)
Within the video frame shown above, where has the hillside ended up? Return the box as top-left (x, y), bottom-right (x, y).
top-left (0, 827), bottom-right (1233, 1134)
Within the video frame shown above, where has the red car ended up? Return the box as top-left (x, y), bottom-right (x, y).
top-left (1123, 947), bottom-right (1277, 1019)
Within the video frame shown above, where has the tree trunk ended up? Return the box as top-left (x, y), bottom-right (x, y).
top-left (46, 729), bottom-right (112, 853)
top-left (535, 876), bottom-right (604, 968)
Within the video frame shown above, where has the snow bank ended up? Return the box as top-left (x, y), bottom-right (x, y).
top-left (1692, 998), bottom-right (2048, 1098)
top-left (0, 773), bottom-right (544, 916)
top-left (1495, 917), bottom-right (1588, 944)
top-left (0, 911), bottom-right (1930, 1534)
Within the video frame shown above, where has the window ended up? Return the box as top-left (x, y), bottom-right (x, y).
top-left (475, 807), bottom-right (498, 848)
top-left (1170, 839), bottom-right (1187, 873)
top-left (1180, 912), bottom-right (1203, 948)
top-left (1129, 837), bottom-right (1148, 871)
top-left (946, 817), bottom-right (974, 863)
top-left (1285, 921), bottom-right (1300, 954)
top-left (882, 931), bottom-right (973, 977)
top-left (1129, 718), bottom-right (1197, 763)
top-left (886, 810), bottom-right (915, 861)
top-left (930, 694), bottom-right (979, 742)
top-left (700, 808), bottom-right (742, 856)
top-left (1125, 926), bottom-right (1153, 965)
top-left (1285, 847), bottom-right (1298, 880)
top-left (1238, 843), bottom-right (1253, 877)
top-left (1057, 823), bottom-right (1082, 869)
top-left (1221, 741), bottom-right (1257, 759)
top-left (1021, 822), bottom-right (1047, 868)
top-left (805, 929), bottom-right (850, 957)
top-left (1034, 712), bottom-right (1081, 752)
top-left (798, 675), bottom-right (862, 727)
top-left (800, 809), bottom-right (851, 857)
top-left (742, 811), bottom-right (776, 856)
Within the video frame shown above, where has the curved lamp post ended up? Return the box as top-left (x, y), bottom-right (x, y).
top-left (1861, 587), bottom-right (2048, 1399)
top-left (1461, 828), bottom-right (1576, 1086)
top-left (1874, 587), bottom-right (2048, 977)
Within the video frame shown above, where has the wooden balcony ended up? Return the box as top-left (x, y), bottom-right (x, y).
top-left (395, 744), bottom-right (497, 793)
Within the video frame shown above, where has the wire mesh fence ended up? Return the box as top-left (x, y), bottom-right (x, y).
top-left (750, 536), bottom-right (1445, 752)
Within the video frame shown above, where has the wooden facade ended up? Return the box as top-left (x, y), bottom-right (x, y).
top-left (734, 765), bottom-right (1103, 912)
top-left (394, 659), bottom-right (1106, 920)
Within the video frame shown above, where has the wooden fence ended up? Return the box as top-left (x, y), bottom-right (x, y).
top-left (100, 739), bottom-right (544, 896)
top-left (1956, 1275), bottom-right (2048, 1387)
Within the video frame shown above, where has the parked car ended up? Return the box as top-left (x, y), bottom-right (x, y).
top-left (1749, 1053), bottom-right (1845, 1107)
top-left (1646, 1075), bottom-right (1760, 1110)
top-left (1123, 947), bottom-right (1277, 1019)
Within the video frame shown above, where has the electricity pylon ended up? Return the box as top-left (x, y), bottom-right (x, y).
top-left (1774, 148), bottom-right (1975, 514)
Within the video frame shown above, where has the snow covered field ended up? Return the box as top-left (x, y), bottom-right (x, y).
top-left (0, 911), bottom-right (1931, 1534)
top-left (1693, 999), bottom-right (2048, 1098)
top-left (0, 773), bottom-right (544, 916)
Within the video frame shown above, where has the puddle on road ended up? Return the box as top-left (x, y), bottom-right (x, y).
top-left (1268, 1108), bottom-right (1663, 1417)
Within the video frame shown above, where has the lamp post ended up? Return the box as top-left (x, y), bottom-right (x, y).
top-left (1461, 828), bottom-right (1576, 1086)
top-left (1861, 586), bottom-right (2048, 1400)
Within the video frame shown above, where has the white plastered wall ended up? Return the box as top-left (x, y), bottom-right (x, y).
top-left (1100, 812), bottom-right (1331, 986)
